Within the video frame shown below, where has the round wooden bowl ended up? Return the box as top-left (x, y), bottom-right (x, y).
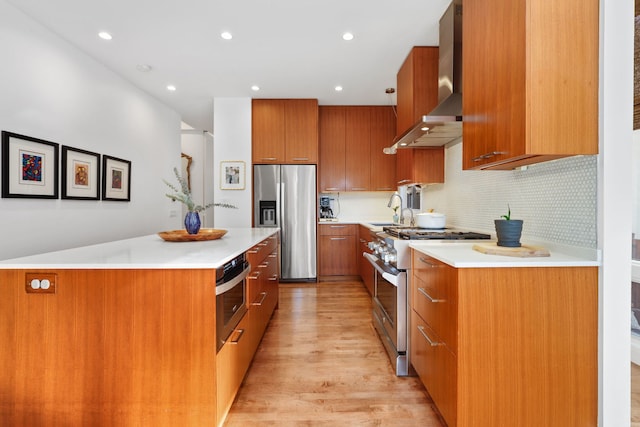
top-left (158, 228), bottom-right (227, 242)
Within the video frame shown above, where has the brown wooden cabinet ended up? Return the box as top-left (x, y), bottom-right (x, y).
top-left (218, 233), bottom-right (279, 426)
top-left (462, 0), bottom-right (598, 170)
top-left (357, 224), bottom-right (374, 295)
top-left (319, 106), bottom-right (396, 192)
top-left (252, 99), bottom-right (318, 164)
top-left (410, 249), bottom-right (597, 426)
top-left (318, 224), bottom-right (358, 277)
top-left (395, 47), bottom-right (444, 185)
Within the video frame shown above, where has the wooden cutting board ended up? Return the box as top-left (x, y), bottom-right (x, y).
top-left (472, 242), bottom-right (550, 257)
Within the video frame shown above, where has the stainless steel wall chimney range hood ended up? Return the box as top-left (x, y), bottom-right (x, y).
top-left (385, 0), bottom-right (462, 154)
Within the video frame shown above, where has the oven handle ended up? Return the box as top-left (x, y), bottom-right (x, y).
top-left (363, 253), bottom-right (402, 287)
top-left (215, 264), bottom-right (251, 296)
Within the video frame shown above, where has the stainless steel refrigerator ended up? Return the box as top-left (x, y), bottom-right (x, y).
top-left (253, 164), bottom-right (317, 281)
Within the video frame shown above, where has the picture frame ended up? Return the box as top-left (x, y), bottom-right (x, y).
top-left (220, 161), bottom-right (245, 190)
top-left (1, 131), bottom-right (59, 199)
top-left (102, 155), bottom-right (131, 201)
top-left (61, 146), bottom-right (100, 200)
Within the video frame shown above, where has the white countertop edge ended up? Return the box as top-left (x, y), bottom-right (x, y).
top-left (0, 228), bottom-right (280, 270)
top-left (409, 241), bottom-right (600, 268)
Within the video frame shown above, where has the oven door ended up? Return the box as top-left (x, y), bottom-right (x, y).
top-left (216, 264), bottom-right (251, 352)
top-left (363, 253), bottom-right (407, 353)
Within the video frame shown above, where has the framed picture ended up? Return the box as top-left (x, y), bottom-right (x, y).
top-left (61, 146), bottom-right (100, 200)
top-left (102, 155), bottom-right (131, 201)
top-left (220, 161), bottom-right (245, 190)
top-left (1, 131), bottom-right (59, 199)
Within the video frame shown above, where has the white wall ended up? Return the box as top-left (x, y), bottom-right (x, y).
top-left (180, 130), bottom-right (215, 228)
top-left (212, 98), bottom-right (252, 228)
top-left (0, 1), bottom-right (182, 260)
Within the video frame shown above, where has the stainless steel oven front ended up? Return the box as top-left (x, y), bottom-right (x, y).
top-left (364, 252), bottom-right (411, 376)
top-left (216, 253), bottom-right (251, 352)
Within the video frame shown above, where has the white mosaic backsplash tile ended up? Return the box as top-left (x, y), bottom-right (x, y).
top-left (422, 142), bottom-right (597, 248)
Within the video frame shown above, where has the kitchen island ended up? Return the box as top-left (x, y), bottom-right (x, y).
top-left (0, 228), bottom-right (279, 427)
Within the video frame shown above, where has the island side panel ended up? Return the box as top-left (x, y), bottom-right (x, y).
top-left (0, 268), bottom-right (217, 426)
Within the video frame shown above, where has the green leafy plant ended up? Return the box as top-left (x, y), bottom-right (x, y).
top-left (392, 206), bottom-right (399, 214)
top-left (500, 205), bottom-right (512, 220)
top-left (164, 167), bottom-right (237, 213)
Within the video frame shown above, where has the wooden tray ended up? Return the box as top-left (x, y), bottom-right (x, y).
top-left (158, 228), bottom-right (227, 242)
top-left (472, 242), bottom-right (550, 257)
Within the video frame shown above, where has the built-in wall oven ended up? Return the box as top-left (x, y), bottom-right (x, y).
top-left (216, 253), bottom-right (251, 352)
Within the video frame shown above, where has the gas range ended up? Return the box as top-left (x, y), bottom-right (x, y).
top-left (382, 226), bottom-right (492, 241)
top-left (369, 226), bottom-right (491, 270)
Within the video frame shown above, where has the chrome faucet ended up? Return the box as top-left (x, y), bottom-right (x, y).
top-left (387, 192), bottom-right (402, 209)
top-left (400, 208), bottom-right (415, 226)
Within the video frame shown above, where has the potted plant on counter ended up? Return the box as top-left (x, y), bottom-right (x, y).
top-left (164, 167), bottom-right (236, 234)
top-left (494, 205), bottom-right (523, 247)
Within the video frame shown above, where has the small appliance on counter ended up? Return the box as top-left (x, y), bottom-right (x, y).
top-left (319, 195), bottom-right (338, 221)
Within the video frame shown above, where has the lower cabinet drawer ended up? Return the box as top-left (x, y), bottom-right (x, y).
top-left (411, 309), bottom-right (457, 427)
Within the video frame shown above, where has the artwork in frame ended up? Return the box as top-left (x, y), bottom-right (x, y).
top-left (1, 131), bottom-right (59, 199)
top-left (220, 161), bottom-right (245, 190)
top-left (102, 155), bottom-right (131, 201)
top-left (61, 146), bottom-right (100, 200)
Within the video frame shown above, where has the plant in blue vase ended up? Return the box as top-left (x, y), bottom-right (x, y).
top-left (164, 167), bottom-right (236, 234)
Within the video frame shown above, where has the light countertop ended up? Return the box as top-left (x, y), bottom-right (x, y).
top-left (0, 227), bottom-right (279, 270)
top-left (409, 241), bottom-right (600, 268)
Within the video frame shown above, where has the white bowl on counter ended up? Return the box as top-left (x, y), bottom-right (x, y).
top-left (415, 212), bottom-right (446, 229)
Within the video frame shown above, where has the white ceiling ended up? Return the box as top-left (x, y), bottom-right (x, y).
top-left (7, 0), bottom-right (451, 132)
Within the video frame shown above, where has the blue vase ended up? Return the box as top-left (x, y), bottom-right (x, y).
top-left (184, 211), bottom-right (201, 235)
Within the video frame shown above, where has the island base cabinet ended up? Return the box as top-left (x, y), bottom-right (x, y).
top-left (216, 312), bottom-right (253, 426)
top-left (0, 268), bottom-right (217, 427)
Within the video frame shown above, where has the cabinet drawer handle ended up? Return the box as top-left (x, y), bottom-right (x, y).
top-left (330, 237), bottom-right (347, 240)
top-left (472, 151), bottom-right (508, 162)
top-left (260, 157), bottom-right (278, 161)
top-left (248, 271), bottom-right (261, 280)
top-left (291, 157), bottom-right (309, 161)
top-left (268, 253), bottom-right (278, 259)
top-left (258, 262), bottom-right (269, 268)
top-left (252, 291), bottom-right (268, 306)
top-left (418, 257), bottom-right (442, 268)
top-left (417, 325), bottom-right (442, 346)
top-left (350, 187), bottom-right (367, 191)
top-left (324, 187), bottom-right (341, 191)
top-left (418, 287), bottom-right (445, 303)
top-left (330, 225), bottom-right (346, 228)
top-left (268, 275), bottom-right (279, 281)
top-left (247, 247), bottom-right (262, 254)
top-left (229, 328), bottom-right (245, 344)
top-left (376, 187), bottom-right (394, 191)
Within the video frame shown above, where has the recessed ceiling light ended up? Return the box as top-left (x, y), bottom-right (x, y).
top-left (136, 64), bottom-right (152, 72)
top-left (342, 32), bottom-right (354, 41)
top-left (98, 31), bottom-right (112, 40)
top-left (335, 86), bottom-right (343, 92)
top-left (251, 85), bottom-right (260, 91)
top-left (221, 31), bottom-right (233, 40)
top-left (166, 85), bottom-right (177, 92)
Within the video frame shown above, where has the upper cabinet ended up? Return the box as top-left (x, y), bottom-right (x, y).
top-left (395, 47), bottom-right (445, 185)
top-left (252, 99), bottom-right (318, 164)
top-left (319, 106), bottom-right (396, 192)
top-left (462, 0), bottom-right (599, 170)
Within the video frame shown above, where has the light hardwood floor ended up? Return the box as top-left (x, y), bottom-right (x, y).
top-left (224, 281), bottom-right (445, 426)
